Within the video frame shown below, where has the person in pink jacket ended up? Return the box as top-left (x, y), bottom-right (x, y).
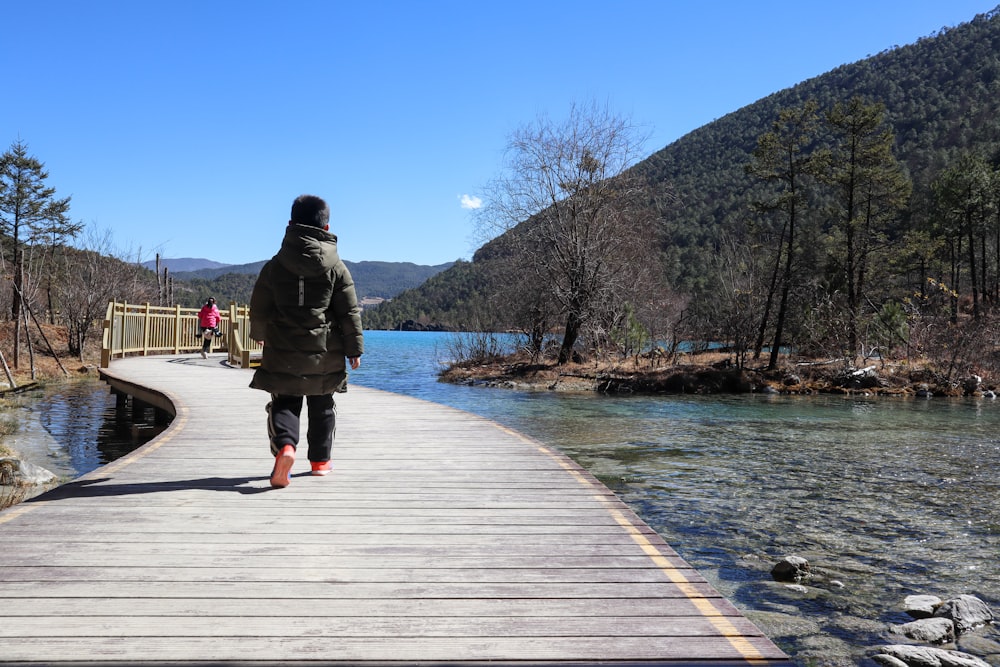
top-left (197, 297), bottom-right (222, 358)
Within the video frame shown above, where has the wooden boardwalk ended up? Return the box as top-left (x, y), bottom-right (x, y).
top-left (0, 354), bottom-right (791, 666)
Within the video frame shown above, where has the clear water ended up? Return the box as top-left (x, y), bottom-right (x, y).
top-left (5, 379), bottom-right (164, 481)
top-left (9, 331), bottom-right (1000, 665)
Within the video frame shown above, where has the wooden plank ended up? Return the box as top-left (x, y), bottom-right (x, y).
top-left (0, 581), bottom-right (724, 598)
top-left (0, 530), bottom-right (673, 547)
top-left (1, 597), bottom-right (744, 618)
top-left (2, 553), bottom-right (689, 569)
top-left (0, 615), bottom-right (768, 638)
top-left (0, 541), bottom-right (689, 560)
top-left (0, 636), bottom-right (788, 663)
top-left (0, 355), bottom-right (791, 665)
top-left (0, 566), bottom-right (709, 585)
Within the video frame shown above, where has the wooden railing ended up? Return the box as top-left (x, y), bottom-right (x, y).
top-left (100, 301), bottom-right (262, 368)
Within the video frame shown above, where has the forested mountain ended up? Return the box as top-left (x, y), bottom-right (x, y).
top-left (638, 7), bottom-right (1000, 289)
top-left (361, 259), bottom-right (491, 330)
top-left (346, 261), bottom-right (457, 299)
top-left (163, 259), bottom-right (454, 308)
top-left (365, 7), bottom-right (1000, 334)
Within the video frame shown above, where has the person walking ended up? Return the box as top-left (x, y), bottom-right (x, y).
top-left (248, 194), bottom-right (364, 488)
top-left (197, 297), bottom-right (222, 359)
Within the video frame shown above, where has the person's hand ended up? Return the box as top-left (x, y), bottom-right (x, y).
top-left (348, 356), bottom-right (361, 370)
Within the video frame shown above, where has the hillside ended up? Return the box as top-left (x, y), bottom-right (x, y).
top-left (637, 7), bottom-right (1000, 287)
top-left (368, 6), bottom-right (1000, 328)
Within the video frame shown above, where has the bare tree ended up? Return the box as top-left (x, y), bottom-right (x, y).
top-left (482, 247), bottom-right (559, 361)
top-left (478, 102), bottom-right (661, 364)
top-left (704, 231), bottom-right (770, 369)
top-left (54, 227), bottom-right (157, 359)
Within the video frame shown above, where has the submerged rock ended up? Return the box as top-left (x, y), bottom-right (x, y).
top-left (771, 555), bottom-right (811, 582)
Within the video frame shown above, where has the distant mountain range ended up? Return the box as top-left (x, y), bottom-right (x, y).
top-left (141, 257), bottom-right (233, 273)
top-left (141, 257), bottom-right (454, 307)
top-left (141, 257), bottom-right (263, 279)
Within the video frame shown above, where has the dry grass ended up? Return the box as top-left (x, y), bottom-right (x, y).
top-left (439, 346), bottom-right (965, 396)
top-left (0, 485), bottom-right (28, 511)
top-left (0, 320), bottom-right (102, 386)
top-left (0, 457), bottom-right (31, 510)
top-left (0, 419), bottom-right (16, 458)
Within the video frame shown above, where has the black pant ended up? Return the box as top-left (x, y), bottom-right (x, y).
top-left (266, 394), bottom-right (337, 462)
top-left (200, 328), bottom-right (215, 352)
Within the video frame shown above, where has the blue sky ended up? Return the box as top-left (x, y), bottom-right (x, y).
top-left (4, 1), bottom-right (997, 267)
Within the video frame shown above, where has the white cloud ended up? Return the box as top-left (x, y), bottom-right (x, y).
top-left (459, 194), bottom-right (482, 210)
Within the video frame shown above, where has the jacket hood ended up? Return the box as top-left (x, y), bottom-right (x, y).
top-left (275, 224), bottom-right (341, 277)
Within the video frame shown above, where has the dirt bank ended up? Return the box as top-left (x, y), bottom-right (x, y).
top-left (439, 352), bottom-right (996, 398)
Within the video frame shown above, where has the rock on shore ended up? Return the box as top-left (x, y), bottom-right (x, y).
top-left (0, 456), bottom-right (59, 506)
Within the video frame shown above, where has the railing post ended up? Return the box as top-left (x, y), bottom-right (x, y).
top-left (100, 300), bottom-right (115, 368)
top-left (174, 304), bottom-right (182, 354)
top-left (241, 304), bottom-right (251, 353)
top-left (227, 303), bottom-right (235, 365)
top-left (142, 303), bottom-right (152, 356)
top-left (119, 301), bottom-right (128, 360)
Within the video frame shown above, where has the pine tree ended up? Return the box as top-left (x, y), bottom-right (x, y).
top-left (0, 139), bottom-right (77, 368)
top-left (818, 97), bottom-right (912, 358)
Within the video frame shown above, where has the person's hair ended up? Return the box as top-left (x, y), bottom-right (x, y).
top-left (290, 195), bottom-right (330, 228)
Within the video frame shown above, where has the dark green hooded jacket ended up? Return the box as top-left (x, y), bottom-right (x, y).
top-left (248, 223), bottom-right (364, 395)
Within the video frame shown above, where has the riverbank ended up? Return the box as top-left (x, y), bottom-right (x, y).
top-left (0, 321), bottom-right (104, 509)
top-left (0, 321), bottom-right (100, 387)
top-left (439, 350), bottom-right (997, 398)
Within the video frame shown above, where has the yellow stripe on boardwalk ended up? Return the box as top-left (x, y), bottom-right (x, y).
top-left (0, 354), bottom-right (791, 666)
top-left (538, 444), bottom-right (771, 663)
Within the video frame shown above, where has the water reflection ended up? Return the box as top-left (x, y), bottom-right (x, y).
top-left (12, 379), bottom-right (166, 480)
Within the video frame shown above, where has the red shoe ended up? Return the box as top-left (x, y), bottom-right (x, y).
top-left (311, 460), bottom-right (333, 476)
top-left (270, 445), bottom-right (295, 488)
